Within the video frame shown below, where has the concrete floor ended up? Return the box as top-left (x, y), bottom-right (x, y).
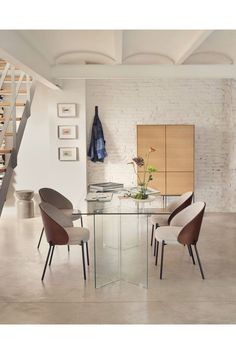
top-left (0, 212), bottom-right (236, 324)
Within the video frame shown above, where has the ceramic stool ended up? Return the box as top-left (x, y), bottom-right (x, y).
top-left (15, 190), bottom-right (34, 218)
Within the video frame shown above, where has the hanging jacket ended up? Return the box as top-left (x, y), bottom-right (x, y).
top-left (88, 106), bottom-right (107, 162)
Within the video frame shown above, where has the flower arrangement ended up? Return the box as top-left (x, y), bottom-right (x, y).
top-left (128, 147), bottom-right (157, 199)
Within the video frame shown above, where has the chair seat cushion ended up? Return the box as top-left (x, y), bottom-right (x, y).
top-left (155, 226), bottom-right (182, 244)
top-left (65, 227), bottom-right (90, 245)
top-left (61, 208), bottom-right (82, 221)
top-left (151, 214), bottom-right (169, 226)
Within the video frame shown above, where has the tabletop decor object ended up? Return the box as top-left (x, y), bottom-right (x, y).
top-left (128, 147), bottom-right (157, 200)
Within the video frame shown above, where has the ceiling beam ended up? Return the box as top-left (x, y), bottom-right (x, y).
top-left (113, 30), bottom-right (123, 64)
top-left (175, 30), bottom-right (214, 64)
top-left (0, 30), bottom-right (59, 90)
top-left (52, 64), bottom-right (236, 79)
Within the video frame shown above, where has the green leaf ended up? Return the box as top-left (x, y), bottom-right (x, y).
top-left (147, 165), bottom-right (157, 173)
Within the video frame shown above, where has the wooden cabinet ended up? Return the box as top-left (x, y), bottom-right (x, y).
top-left (166, 125), bottom-right (194, 172)
top-left (166, 172), bottom-right (194, 195)
top-left (137, 125), bottom-right (195, 195)
top-left (137, 125), bottom-right (165, 171)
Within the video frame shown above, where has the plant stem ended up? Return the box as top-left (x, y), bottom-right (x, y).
top-left (143, 151), bottom-right (150, 190)
top-left (132, 163), bottom-right (142, 185)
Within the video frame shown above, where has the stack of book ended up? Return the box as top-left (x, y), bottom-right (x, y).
top-left (86, 192), bottom-right (113, 202)
top-left (89, 182), bottom-right (124, 192)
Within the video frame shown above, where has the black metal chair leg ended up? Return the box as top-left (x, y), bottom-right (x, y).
top-left (37, 227), bottom-right (44, 249)
top-left (155, 240), bottom-right (159, 266)
top-left (49, 245), bottom-right (55, 266)
top-left (160, 241), bottom-right (165, 279)
top-left (86, 242), bottom-right (89, 266)
top-left (67, 245), bottom-right (70, 252)
top-left (193, 244), bottom-right (205, 279)
top-left (41, 245), bottom-right (52, 281)
top-left (188, 245), bottom-right (195, 265)
top-left (154, 239), bottom-right (157, 256)
top-left (150, 224), bottom-right (154, 246)
top-left (80, 217), bottom-right (83, 227)
top-left (81, 241), bottom-right (86, 280)
top-left (153, 224), bottom-right (159, 255)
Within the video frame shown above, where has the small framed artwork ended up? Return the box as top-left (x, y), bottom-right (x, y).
top-left (57, 103), bottom-right (77, 117)
top-left (58, 147), bottom-right (78, 161)
top-left (58, 125), bottom-right (77, 139)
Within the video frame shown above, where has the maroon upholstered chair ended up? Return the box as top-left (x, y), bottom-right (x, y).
top-left (155, 201), bottom-right (206, 280)
top-left (39, 202), bottom-right (89, 281)
top-left (37, 188), bottom-right (83, 249)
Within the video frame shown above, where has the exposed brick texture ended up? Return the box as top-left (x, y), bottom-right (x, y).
top-left (86, 79), bottom-right (236, 211)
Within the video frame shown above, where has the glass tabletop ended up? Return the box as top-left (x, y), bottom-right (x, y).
top-left (75, 194), bottom-right (170, 215)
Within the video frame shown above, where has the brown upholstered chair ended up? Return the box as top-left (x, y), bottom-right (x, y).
top-left (37, 188), bottom-right (83, 249)
top-left (151, 191), bottom-right (194, 251)
top-left (39, 202), bottom-right (89, 281)
top-left (154, 201), bottom-right (206, 280)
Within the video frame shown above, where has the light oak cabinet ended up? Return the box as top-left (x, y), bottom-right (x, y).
top-left (137, 125), bottom-right (195, 195)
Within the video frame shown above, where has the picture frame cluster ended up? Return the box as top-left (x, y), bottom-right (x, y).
top-left (57, 103), bottom-right (78, 161)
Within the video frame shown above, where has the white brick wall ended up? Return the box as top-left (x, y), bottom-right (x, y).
top-left (86, 79), bottom-right (236, 211)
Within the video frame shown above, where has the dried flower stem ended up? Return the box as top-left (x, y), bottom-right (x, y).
top-left (131, 162), bottom-right (142, 185)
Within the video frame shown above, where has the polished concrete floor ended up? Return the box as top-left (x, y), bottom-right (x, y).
top-left (0, 212), bottom-right (236, 324)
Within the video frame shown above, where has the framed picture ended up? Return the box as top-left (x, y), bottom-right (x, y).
top-left (57, 103), bottom-right (77, 117)
top-left (58, 125), bottom-right (77, 139)
top-left (58, 147), bottom-right (78, 161)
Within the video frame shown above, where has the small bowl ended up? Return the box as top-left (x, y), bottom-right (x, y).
top-left (15, 190), bottom-right (34, 201)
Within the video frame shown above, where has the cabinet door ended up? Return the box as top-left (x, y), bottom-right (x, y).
top-left (149, 172), bottom-right (166, 195)
top-left (137, 125), bottom-right (166, 171)
top-left (138, 172), bottom-right (166, 195)
top-left (166, 172), bottom-right (194, 195)
top-left (166, 125), bottom-right (194, 172)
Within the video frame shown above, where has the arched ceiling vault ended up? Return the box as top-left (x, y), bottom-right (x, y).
top-left (18, 30), bottom-right (236, 66)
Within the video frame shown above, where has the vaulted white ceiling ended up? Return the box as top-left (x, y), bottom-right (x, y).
top-left (2, 29), bottom-right (236, 89)
top-left (18, 29), bottom-right (236, 65)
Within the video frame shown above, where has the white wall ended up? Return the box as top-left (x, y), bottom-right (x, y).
top-left (3, 78), bottom-right (236, 215)
top-left (2, 80), bottom-right (87, 216)
top-left (86, 79), bottom-right (236, 212)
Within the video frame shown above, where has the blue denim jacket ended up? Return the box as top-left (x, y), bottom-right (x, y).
top-left (88, 107), bottom-right (107, 162)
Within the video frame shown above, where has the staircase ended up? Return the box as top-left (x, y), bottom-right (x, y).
top-left (0, 59), bottom-right (35, 216)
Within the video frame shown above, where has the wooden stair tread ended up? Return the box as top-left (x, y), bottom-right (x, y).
top-left (0, 117), bottom-right (21, 122)
top-left (5, 132), bottom-right (14, 136)
top-left (0, 148), bottom-right (12, 154)
top-left (4, 76), bottom-right (32, 82)
top-left (0, 167), bottom-right (6, 172)
top-left (0, 102), bottom-right (25, 107)
top-left (0, 89), bottom-right (27, 95)
top-left (0, 66), bottom-right (21, 70)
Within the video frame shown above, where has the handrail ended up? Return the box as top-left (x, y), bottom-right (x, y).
top-left (16, 79), bottom-right (35, 153)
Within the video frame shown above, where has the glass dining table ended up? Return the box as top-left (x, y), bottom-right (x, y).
top-left (79, 195), bottom-right (170, 288)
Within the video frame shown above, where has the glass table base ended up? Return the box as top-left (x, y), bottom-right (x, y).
top-left (94, 214), bottom-right (148, 288)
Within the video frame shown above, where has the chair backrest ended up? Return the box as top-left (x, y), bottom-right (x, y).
top-left (39, 202), bottom-right (71, 245)
top-left (168, 191), bottom-right (193, 224)
top-left (39, 188), bottom-right (72, 210)
top-left (170, 201), bottom-right (206, 245)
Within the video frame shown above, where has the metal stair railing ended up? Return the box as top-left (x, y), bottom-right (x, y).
top-left (0, 62), bottom-right (36, 216)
